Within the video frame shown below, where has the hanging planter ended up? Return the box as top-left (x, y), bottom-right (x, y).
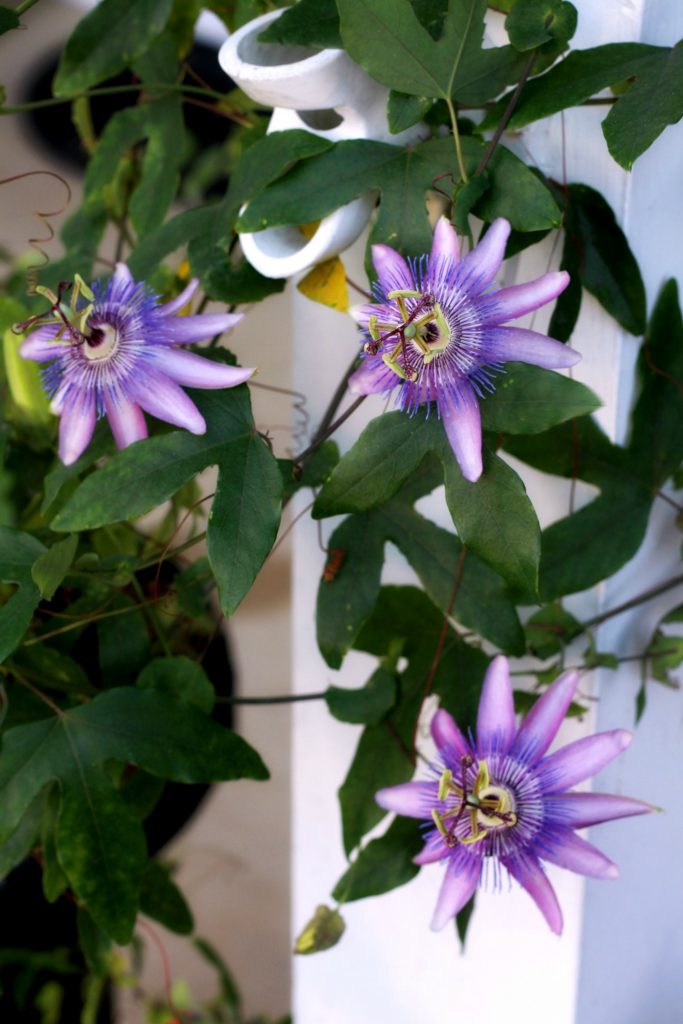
top-left (219, 9), bottom-right (427, 279)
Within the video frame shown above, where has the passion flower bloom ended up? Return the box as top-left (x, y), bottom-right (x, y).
top-left (20, 264), bottom-right (253, 465)
top-left (376, 656), bottom-right (653, 933)
top-left (348, 217), bottom-right (578, 482)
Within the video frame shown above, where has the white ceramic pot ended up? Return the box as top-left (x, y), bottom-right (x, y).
top-left (219, 10), bottom-right (427, 278)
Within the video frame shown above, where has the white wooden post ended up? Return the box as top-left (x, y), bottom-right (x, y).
top-left (291, 2), bottom-right (683, 1021)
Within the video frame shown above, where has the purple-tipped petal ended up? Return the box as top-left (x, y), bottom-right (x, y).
top-left (429, 216), bottom-right (460, 270)
top-left (159, 312), bottom-right (243, 345)
top-left (440, 383), bottom-right (482, 483)
top-left (129, 374), bottom-right (206, 434)
top-left (371, 243), bottom-right (414, 296)
top-left (545, 791), bottom-right (655, 829)
top-left (20, 326), bottom-right (70, 362)
top-left (430, 852), bottom-right (480, 931)
top-left (480, 271), bottom-right (570, 324)
top-left (348, 356), bottom-right (399, 396)
top-left (482, 326), bottom-right (581, 369)
top-left (157, 348), bottom-right (254, 389)
top-left (539, 729), bottom-right (633, 793)
top-left (159, 278), bottom-right (200, 316)
top-left (414, 831), bottom-right (447, 865)
top-left (376, 781), bottom-right (436, 819)
top-left (477, 655), bottom-right (515, 756)
top-left (58, 390), bottom-right (96, 465)
top-left (431, 708), bottom-right (470, 763)
top-left (541, 830), bottom-right (618, 880)
top-left (104, 393), bottom-right (147, 449)
top-left (111, 262), bottom-right (134, 291)
top-left (459, 218), bottom-right (510, 294)
top-left (511, 670), bottom-right (580, 765)
top-left (504, 854), bottom-right (563, 934)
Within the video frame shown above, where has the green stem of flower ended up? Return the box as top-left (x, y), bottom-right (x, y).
top-left (446, 96), bottom-right (469, 185)
top-left (14, 0), bottom-right (42, 14)
top-left (476, 49), bottom-right (537, 177)
top-left (215, 691), bottom-right (327, 705)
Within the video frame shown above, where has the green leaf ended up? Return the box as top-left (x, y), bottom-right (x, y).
top-left (506, 0), bottom-right (576, 52)
top-left (524, 602), bottom-right (581, 659)
top-left (53, 0), bottom-right (174, 94)
top-left (455, 894), bottom-right (476, 949)
top-left (41, 784), bottom-right (69, 903)
top-left (481, 362), bottom-right (601, 434)
top-left (315, 412), bottom-right (541, 593)
top-left (258, 0), bottom-right (341, 47)
top-left (647, 631), bottom-right (683, 685)
top-left (326, 667), bottom-right (397, 725)
top-left (127, 206), bottom-right (216, 282)
top-left (549, 184), bottom-right (646, 337)
top-left (332, 816), bottom-right (422, 902)
top-left (0, 6), bottom-right (20, 34)
top-left (41, 423), bottom-right (113, 516)
top-left (354, 586), bottom-right (489, 673)
top-left (316, 513), bottom-right (386, 668)
top-left (339, 719), bottom-right (414, 856)
top-left (31, 535), bottom-right (79, 601)
top-left (387, 91), bottom-right (434, 134)
top-left (473, 145), bottom-right (561, 232)
top-left (238, 136), bottom-right (560, 260)
top-left (0, 689), bottom-right (267, 940)
top-left (193, 937), bottom-right (241, 1014)
top-left (603, 41), bottom-right (683, 169)
top-left (337, 0), bottom-right (523, 104)
top-left (280, 440), bottom-right (339, 502)
top-left (0, 528), bottom-right (46, 664)
top-left (443, 447), bottom-right (541, 596)
top-left (378, 501), bottom-right (525, 654)
top-left (77, 908), bottom-right (111, 975)
top-left (536, 483), bottom-right (652, 601)
top-left (98, 594), bottom-right (151, 687)
top-left (139, 860), bottom-right (194, 935)
top-left (207, 431), bottom-right (283, 615)
top-left (0, 791), bottom-right (43, 880)
top-left (11, 645), bottom-right (96, 697)
top-left (313, 413), bottom-right (432, 517)
top-left (188, 130), bottom-right (333, 296)
top-left (484, 42), bottom-right (683, 169)
top-left (294, 905), bottom-right (345, 955)
top-left (51, 387), bottom-right (283, 616)
top-left (628, 280), bottom-right (683, 487)
top-left (137, 656), bottom-right (215, 714)
top-left (506, 419), bottom-right (654, 599)
top-left (130, 95), bottom-right (185, 237)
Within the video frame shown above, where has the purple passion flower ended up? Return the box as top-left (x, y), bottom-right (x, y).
top-left (348, 217), bottom-right (578, 483)
top-left (376, 656), bottom-right (653, 933)
top-left (19, 264), bottom-right (254, 465)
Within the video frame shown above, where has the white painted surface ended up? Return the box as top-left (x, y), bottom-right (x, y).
top-left (291, 2), bottom-right (683, 1021)
top-left (576, 2), bottom-right (683, 1020)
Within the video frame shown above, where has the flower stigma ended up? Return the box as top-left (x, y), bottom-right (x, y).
top-left (431, 756), bottom-right (517, 850)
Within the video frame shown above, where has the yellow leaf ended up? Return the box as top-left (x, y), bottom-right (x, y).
top-left (294, 904), bottom-right (346, 955)
top-left (297, 257), bottom-right (349, 313)
top-left (2, 326), bottom-right (52, 424)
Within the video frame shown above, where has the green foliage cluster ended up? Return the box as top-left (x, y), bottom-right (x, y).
top-left (0, 0), bottom-right (682, 1012)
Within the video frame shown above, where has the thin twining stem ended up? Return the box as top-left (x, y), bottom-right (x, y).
top-left (582, 572), bottom-right (683, 631)
top-left (295, 395), bottom-right (366, 466)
